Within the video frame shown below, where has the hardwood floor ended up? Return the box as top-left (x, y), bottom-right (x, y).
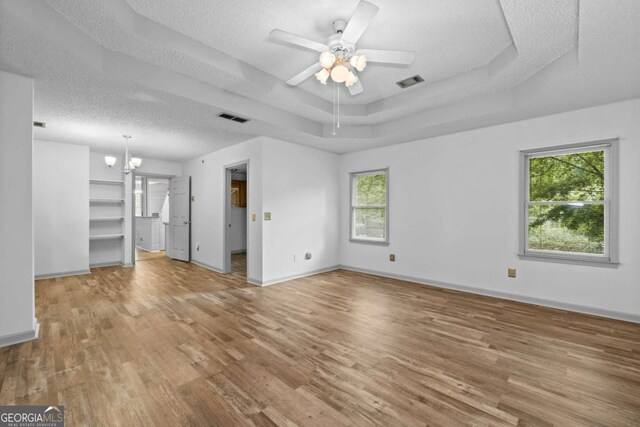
top-left (231, 252), bottom-right (247, 279)
top-left (1, 258), bottom-right (640, 426)
top-left (136, 248), bottom-right (167, 261)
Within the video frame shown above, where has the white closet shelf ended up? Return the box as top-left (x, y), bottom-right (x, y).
top-left (90, 179), bottom-right (124, 185)
top-left (90, 234), bottom-right (124, 241)
top-left (90, 217), bottom-right (124, 222)
top-left (90, 198), bottom-right (124, 203)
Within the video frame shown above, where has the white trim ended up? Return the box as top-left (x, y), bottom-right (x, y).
top-left (35, 269), bottom-right (91, 280)
top-left (89, 261), bottom-right (122, 268)
top-left (338, 265), bottom-right (640, 324)
top-left (191, 259), bottom-right (225, 274)
top-left (0, 318), bottom-right (40, 348)
top-left (258, 265), bottom-right (340, 287)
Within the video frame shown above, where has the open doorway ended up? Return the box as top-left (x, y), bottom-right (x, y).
top-left (134, 175), bottom-right (170, 262)
top-left (224, 161), bottom-right (248, 279)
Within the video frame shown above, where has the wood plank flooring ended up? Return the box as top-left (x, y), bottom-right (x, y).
top-left (1, 258), bottom-right (640, 426)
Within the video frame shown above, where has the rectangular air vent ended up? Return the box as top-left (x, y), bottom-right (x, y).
top-left (218, 113), bottom-right (249, 123)
top-left (396, 75), bottom-right (424, 89)
top-left (33, 121), bottom-right (46, 128)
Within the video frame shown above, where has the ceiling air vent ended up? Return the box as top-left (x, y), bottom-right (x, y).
top-left (396, 75), bottom-right (424, 89)
top-left (218, 113), bottom-right (249, 123)
top-left (33, 121), bottom-right (46, 128)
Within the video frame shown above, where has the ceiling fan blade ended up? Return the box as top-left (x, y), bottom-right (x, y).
top-left (269, 29), bottom-right (329, 52)
top-left (340, 1), bottom-right (379, 46)
top-left (348, 72), bottom-right (364, 95)
top-left (356, 49), bottom-right (416, 65)
top-left (286, 62), bottom-right (323, 86)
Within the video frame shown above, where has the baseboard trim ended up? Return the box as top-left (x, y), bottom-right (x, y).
top-left (191, 259), bottom-right (225, 274)
top-left (338, 265), bottom-right (640, 324)
top-left (35, 269), bottom-right (91, 280)
top-left (90, 261), bottom-right (122, 268)
top-left (231, 250), bottom-right (247, 255)
top-left (259, 265), bottom-right (340, 287)
top-left (0, 318), bottom-right (40, 348)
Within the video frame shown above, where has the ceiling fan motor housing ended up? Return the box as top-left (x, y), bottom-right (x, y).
top-left (328, 33), bottom-right (354, 57)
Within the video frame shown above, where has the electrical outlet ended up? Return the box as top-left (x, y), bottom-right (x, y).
top-left (305, 252), bottom-right (312, 260)
top-left (508, 268), bottom-right (516, 278)
top-left (264, 212), bottom-right (272, 221)
top-left (251, 213), bottom-right (256, 221)
top-left (389, 254), bottom-right (396, 262)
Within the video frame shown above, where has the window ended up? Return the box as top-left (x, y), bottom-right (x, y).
top-left (350, 169), bottom-right (388, 244)
top-left (520, 139), bottom-right (618, 265)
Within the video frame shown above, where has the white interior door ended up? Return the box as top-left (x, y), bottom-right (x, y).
top-left (168, 176), bottom-right (190, 261)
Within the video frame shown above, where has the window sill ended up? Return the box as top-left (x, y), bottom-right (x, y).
top-left (518, 252), bottom-right (619, 268)
top-left (349, 238), bottom-right (389, 246)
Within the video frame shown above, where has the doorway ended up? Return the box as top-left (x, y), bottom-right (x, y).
top-left (224, 161), bottom-right (249, 279)
top-left (134, 175), bottom-right (170, 262)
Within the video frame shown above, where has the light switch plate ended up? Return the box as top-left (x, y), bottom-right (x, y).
top-left (251, 213), bottom-right (256, 221)
top-left (264, 212), bottom-right (272, 221)
top-left (508, 268), bottom-right (516, 278)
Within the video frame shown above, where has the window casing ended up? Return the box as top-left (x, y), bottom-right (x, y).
top-left (519, 139), bottom-right (618, 265)
top-left (350, 169), bottom-right (389, 244)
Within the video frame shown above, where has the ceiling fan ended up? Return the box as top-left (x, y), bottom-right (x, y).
top-left (269, 1), bottom-right (415, 95)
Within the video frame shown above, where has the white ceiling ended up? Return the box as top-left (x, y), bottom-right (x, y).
top-left (1, 0), bottom-right (640, 161)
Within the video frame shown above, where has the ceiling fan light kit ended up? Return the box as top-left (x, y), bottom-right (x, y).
top-left (269, 0), bottom-right (416, 96)
top-left (269, 0), bottom-right (416, 135)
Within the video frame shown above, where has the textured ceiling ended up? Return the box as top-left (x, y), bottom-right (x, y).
top-left (122, 0), bottom-right (513, 105)
top-left (1, 0), bottom-right (640, 160)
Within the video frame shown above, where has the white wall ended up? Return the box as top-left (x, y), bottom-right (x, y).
top-left (147, 179), bottom-right (168, 215)
top-left (339, 98), bottom-right (640, 320)
top-left (34, 140), bottom-right (89, 278)
top-left (135, 158), bottom-right (182, 176)
top-left (183, 138), bottom-right (263, 281)
top-left (261, 138), bottom-right (340, 284)
top-left (0, 71), bottom-right (38, 347)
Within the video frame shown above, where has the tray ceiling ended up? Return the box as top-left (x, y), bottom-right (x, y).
top-left (1, 0), bottom-right (639, 160)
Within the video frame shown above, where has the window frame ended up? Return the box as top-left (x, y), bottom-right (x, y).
top-left (518, 138), bottom-right (619, 266)
top-left (349, 168), bottom-right (390, 245)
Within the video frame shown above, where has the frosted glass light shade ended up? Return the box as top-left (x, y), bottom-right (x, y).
top-left (319, 51), bottom-right (336, 68)
top-left (350, 55), bottom-right (367, 72)
top-left (345, 71), bottom-right (358, 88)
top-left (130, 157), bottom-right (142, 168)
top-left (330, 64), bottom-right (350, 83)
top-left (104, 156), bottom-right (117, 167)
top-left (315, 68), bottom-right (330, 85)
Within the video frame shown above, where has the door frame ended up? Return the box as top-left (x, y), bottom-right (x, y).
top-left (223, 159), bottom-right (250, 276)
top-left (131, 172), bottom-right (176, 266)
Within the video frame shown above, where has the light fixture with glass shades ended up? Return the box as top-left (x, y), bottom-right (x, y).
top-left (104, 135), bottom-right (142, 175)
top-left (269, 0), bottom-right (415, 96)
top-left (315, 51), bottom-right (366, 88)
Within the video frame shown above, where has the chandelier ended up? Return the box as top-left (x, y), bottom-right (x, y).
top-left (104, 135), bottom-right (142, 175)
top-left (315, 51), bottom-right (367, 87)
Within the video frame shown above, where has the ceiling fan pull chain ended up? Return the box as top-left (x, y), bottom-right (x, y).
top-left (337, 84), bottom-right (340, 129)
top-left (332, 81), bottom-right (337, 136)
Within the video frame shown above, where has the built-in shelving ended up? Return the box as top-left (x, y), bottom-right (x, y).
top-left (89, 179), bottom-right (124, 186)
top-left (90, 234), bottom-right (124, 241)
top-left (89, 176), bottom-right (125, 268)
